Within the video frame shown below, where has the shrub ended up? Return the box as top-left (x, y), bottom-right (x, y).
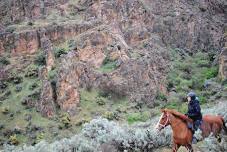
top-left (199, 96), bottom-right (207, 104)
top-left (47, 67), bottom-right (57, 80)
top-left (103, 112), bottom-right (119, 120)
top-left (0, 56), bottom-right (10, 65)
top-left (36, 133), bottom-right (45, 143)
top-left (68, 40), bottom-right (76, 49)
top-left (59, 113), bottom-right (71, 129)
top-left (54, 48), bottom-right (68, 58)
top-left (1, 106), bottom-right (9, 114)
top-left (98, 90), bottom-right (110, 98)
top-left (5, 26), bottom-right (16, 33)
top-left (34, 51), bottom-right (46, 66)
top-left (25, 65), bottom-right (39, 78)
top-left (98, 57), bottom-right (117, 73)
top-left (96, 97), bottom-right (106, 105)
top-left (167, 49), bottom-right (218, 109)
top-left (203, 67), bottom-right (218, 79)
top-left (127, 112), bottom-right (150, 124)
top-left (9, 134), bottom-right (19, 145)
top-left (155, 90), bottom-right (167, 101)
top-left (3, 118), bottom-right (172, 152)
top-left (28, 83), bottom-right (38, 90)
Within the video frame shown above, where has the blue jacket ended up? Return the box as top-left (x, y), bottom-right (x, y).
top-left (186, 99), bottom-right (202, 121)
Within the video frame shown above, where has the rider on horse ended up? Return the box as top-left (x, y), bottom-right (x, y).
top-left (185, 92), bottom-right (202, 142)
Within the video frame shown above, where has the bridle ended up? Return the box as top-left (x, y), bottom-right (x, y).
top-left (156, 113), bottom-right (170, 130)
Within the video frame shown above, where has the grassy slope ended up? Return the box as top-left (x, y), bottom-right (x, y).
top-left (163, 49), bottom-right (219, 113)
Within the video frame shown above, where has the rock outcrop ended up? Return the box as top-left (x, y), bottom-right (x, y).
top-left (38, 37), bottom-right (56, 117)
top-left (219, 48), bottom-right (227, 81)
top-left (38, 80), bottom-right (56, 118)
top-left (56, 52), bottom-right (86, 114)
top-left (79, 0), bottom-right (226, 52)
top-left (218, 28), bottom-right (227, 81)
top-left (0, 0), bottom-right (69, 25)
top-left (0, 21), bottom-right (101, 55)
top-left (0, 0), bottom-right (226, 116)
top-left (40, 37), bottom-right (55, 72)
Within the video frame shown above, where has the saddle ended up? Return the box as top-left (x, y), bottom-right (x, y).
top-left (187, 120), bottom-right (202, 133)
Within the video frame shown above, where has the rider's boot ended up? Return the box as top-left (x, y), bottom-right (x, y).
top-left (192, 136), bottom-right (197, 144)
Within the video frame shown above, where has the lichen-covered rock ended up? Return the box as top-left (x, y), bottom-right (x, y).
top-left (79, 0), bottom-right (225, 53)
top-left (38, 80), bottom-right (56, 118)
top-left (0, 21), bottom-right (101, 55)
top-left (219, 48), bottom-right (227, 81)
top-left (56, 52), bottom-right (81, 114)
top-left (40, 37), bottom-right (55, 72)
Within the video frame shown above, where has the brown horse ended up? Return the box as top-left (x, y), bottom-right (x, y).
top-left (155, 109), bottom-right (227, 152)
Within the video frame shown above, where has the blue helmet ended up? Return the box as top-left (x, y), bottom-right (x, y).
top-left (187, 91), bottom-right (196, 100)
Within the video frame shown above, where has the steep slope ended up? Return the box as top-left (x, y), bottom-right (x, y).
top-left (0, 0), bottom-right (226, 149)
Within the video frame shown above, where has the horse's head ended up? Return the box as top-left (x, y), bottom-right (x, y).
top-left (155, 109), bottom-right (171, 131)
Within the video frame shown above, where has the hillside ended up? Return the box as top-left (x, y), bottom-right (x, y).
top-left (0, 0), bottom-right (227, 151)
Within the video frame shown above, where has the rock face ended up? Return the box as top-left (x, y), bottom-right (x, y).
top-left (0, 21), bottom-right (101, 55)
top-left (38, 38), bottom-right (56, 117)
top-left (38, 80), bottom-right (56, 118)
top-left (56, 52), bottom-right (83, 114)
top-left (219, 48), bottom-right (227, 81)
top-left (0, 0), bottom-right (226, 116)
top-left (40, 37), bottom-right (55, 72)
top-left (219, 29), bottom-right (227, 81)
top-left (0, 0), bottom-right (69, 25)
top-left (79, 0), bottom-right (226, 53)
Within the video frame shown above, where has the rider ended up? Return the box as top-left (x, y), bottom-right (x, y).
top-left (185, 91), bottom-right (202, 142)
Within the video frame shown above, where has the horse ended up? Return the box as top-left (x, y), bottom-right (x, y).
top-left (155, 109), bottom-right (227, 152)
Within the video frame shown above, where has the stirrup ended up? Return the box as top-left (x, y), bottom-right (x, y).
top-left (192, 136), bottom-right (197, 144)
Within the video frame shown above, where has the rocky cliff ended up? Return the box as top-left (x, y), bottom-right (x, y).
top-left (0, 0), bottom-right (227, 149)
top-left (0, 0), bottom-right (226, 115)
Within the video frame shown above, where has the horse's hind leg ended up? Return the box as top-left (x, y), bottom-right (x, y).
top-left (212, 123), bottom-right (222, 142)
top-left (186, 144), bottom-right (193, 152)
top-left (172, 143), bottom-right (180, 152)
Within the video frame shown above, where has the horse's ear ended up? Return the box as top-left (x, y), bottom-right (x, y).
top-left (161, 109), bottom-right (166, 113)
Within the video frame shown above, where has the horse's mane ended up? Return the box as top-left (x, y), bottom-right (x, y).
top-left (162, 109), bottom-right (193, 123)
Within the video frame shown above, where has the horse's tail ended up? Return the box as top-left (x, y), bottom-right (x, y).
top-left (221, 117), bottom-right (227, 133)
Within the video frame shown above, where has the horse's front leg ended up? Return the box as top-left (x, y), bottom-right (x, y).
top-left (172, 143), bottom-right (179, 152)
top-left (185, 144), bottom-right (193, 152)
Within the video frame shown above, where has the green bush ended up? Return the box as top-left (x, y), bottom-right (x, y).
top-left (155, 91), bottom-right (167, 101)
top-left (199, 96), bottom-right (207, 104)
top-left (98, 57), bottom-right (117, 73)
top-left (1, 106), bottom-right (9, 114)
top-left (36, 132), bottom-right (44, 143)
top-left (35, 51), bottom-right (46, 66)
top-left (167, 50), bottom-right (218, 93)
top-left (163, 101), bottom-right (187, 113)
top-left (103, 111), bottom-right (119, 121)
top-left (0, 56), bottom-right (10, 65)
top-left (127, 111), bottom-right (150, 124)
top-left (54, 48), bottom-right (68, 58)
top-left (59, 113), bottom-right (71, 129)
top-left (96, 97), bottom-right (106, 105)
top-left (203, 67), bottom-right (218, 79)
top-left (9, 134), bottom-right (19, 145)
top-left (98, 90), bottom-right (110, 98)
top-left (5, 26), bottom-right (16, 33)
top-left (25, 65), bottom-right (39, 78)
top-left (48, 67), bottom-right (57, 80)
